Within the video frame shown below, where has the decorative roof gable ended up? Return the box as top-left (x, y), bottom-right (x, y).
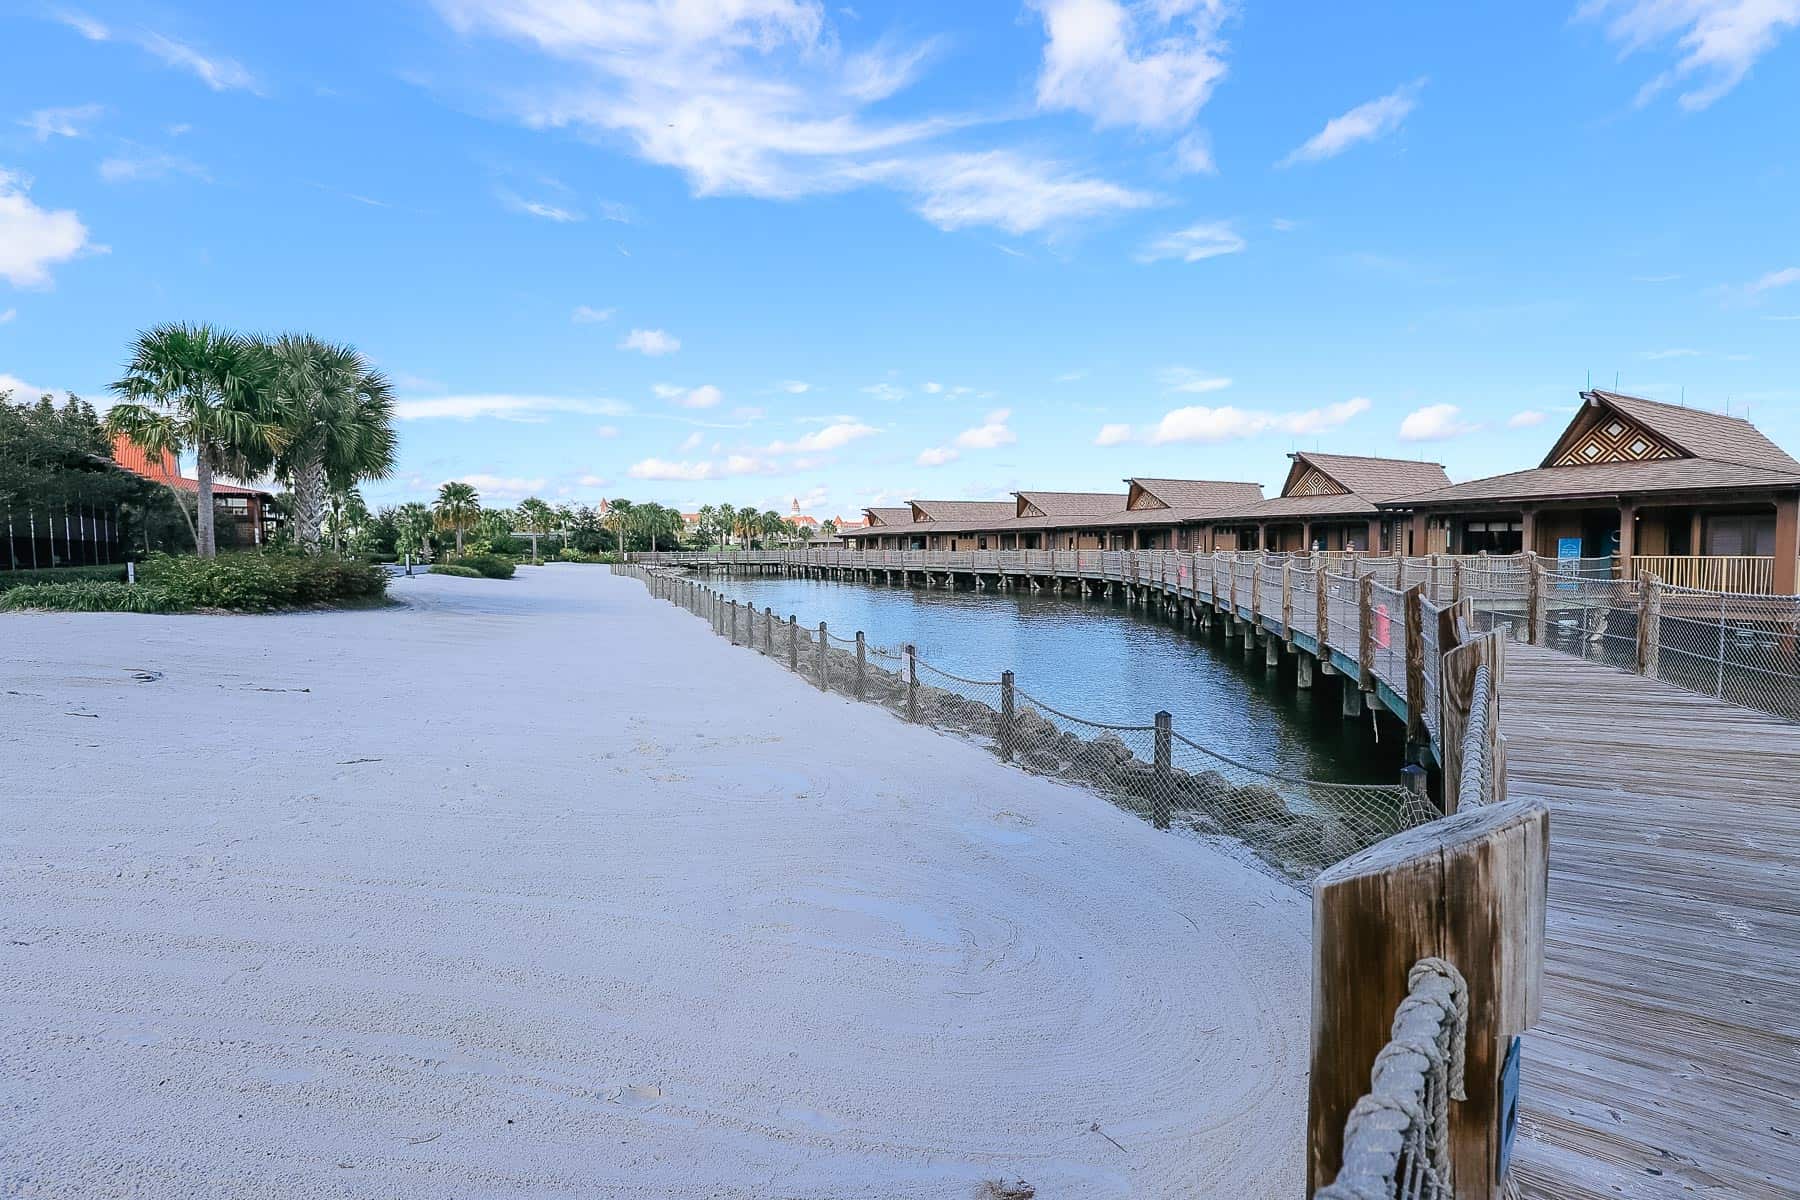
top-left (1285, 464), bottom-right (1350, 498)
top-left (1548, 407), bottom-right (1682, 467)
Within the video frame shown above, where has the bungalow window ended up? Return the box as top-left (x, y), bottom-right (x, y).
top-left (1703, 513), bottom-right (1775, 557)
top-left (1462, 519), bottom-right (1523, 555)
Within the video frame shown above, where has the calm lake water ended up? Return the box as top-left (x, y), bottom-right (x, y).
top-left (701, 573), bottom-right (1405, 785)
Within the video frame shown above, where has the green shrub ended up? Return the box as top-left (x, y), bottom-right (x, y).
top-left (456, 553), bottom-right (516, 579)
top-left (140, 551), bottom-right (388, 611)
top-left (0, 563), bottom-right (130, 591)
top-left (555, 549), bottom-right (618, 564)
top-left (0, 581), bottom-right (185, 613)
top-left (429, 563), bottom-right (482, 578)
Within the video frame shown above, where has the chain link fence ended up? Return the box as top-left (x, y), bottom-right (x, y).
top-left (1652, 585), bottom-right (1800, 718)
top-left (619, 564), bottom-right (1430, 885)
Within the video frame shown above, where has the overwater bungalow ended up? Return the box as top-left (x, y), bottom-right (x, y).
top-left (1385, 390), bottom-right (1800, 592)
top-left (1191, 453), bottom-right (1451, 553)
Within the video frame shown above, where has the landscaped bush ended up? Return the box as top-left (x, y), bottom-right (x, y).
top-left (0, 581), bottom-right (184, 613)
top-left (0, 563), bottom-right (130, 591)
top-left (556, 549), bottom-right (619, 564)
top-left (140, 551), bottom-right (388, 611)
top-left (429, 563), bottom-right (483, 578)
top-left (456, 553), bottom-right (516, 579)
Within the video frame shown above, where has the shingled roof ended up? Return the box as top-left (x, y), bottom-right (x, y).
top-left (1394, 391), bottom-right (1800, 508)
top-left (1202, 453), bottom-right (1450, 522)
top-left (1127, 478), bottom-right (1266, 512)
top-left (1014, 490), bottom-right (1128, 518)
top-left (908, 499), bottom-right (1018, 526)
top-left (861, 506), bottom-right (916, 527)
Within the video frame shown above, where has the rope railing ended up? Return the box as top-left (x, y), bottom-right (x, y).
top-left (614, 562), bottom-right (1429, 883)
top-left (1316, 959), bottom-right (1469, 1200)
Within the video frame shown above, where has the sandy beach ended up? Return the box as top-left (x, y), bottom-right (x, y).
top-left (1, 565), bottom-right (1308, 1199)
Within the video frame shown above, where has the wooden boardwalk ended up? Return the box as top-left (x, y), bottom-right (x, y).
top-left (1503, 643), bottom-right (1800, 1200)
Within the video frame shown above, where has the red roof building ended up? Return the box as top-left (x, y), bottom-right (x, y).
top-left (110, 435), bottom-right (279, 546)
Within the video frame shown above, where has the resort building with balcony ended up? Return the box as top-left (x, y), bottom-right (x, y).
top-left (1192, 453), bottom-right (1452, 554)
top-left (1384, 390), bottom-right (1800, 592)
top-left (110, 434), bottom-right (280, 548)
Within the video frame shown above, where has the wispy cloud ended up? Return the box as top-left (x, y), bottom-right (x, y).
top-left (779, 380), bottom-right (811, 394)
top-left (766, 419), bottom-right (880, 454)
top-left (1508, 410), bottom-right (1547, 428)
top-left (621, 328), bottom-right (680, 356)
top-left (1030, 0), bottom-right (1230, 131)
top-left (394, 393), bottom-right (629, 421)
top-left (98, 150), bottom-right (209, 184)
top-left (1578, 0), bottom-right (1800, 110)
top-left (0, 168), bottom-right (93, 288)
top-left (1094, 422), bottom-right (1133, 446)
top-left (1161, 367), bottom-right (1232, 393)
top-left (1398, 402), bottom-right (1481, 441)
top-left (56, 13), bottom-right (257, 93)
top-left (1104, 396), bottom-right (1373, 445)
top-left (454, 472), bottom-right (547, 497)
top-left (917, 446), bottom-right (958, 466)
top-left (503, 192), bottom-right (583, 221)
top-left (955, 408), bottom-right (1016, 450)
top-left (1746, 265), bottom-right (1800, 294)
top-left (18, 104), bottom-right (104, 141)
top-left (572, 304), bottom-right (615, 323)
top-left (628, 454), bottom-right (778, 481)
top-left (1138, 220), bottom-right (1245, 263)
top-left (653, 382), bottom-right (721, 409)
top-left (1280, 79), bottom-right (1425, 166)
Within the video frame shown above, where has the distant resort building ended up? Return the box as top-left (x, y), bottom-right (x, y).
top-left (110, 434), bottom-right (279, 547)
top-left (826, 390), bottom-right (1800, 594)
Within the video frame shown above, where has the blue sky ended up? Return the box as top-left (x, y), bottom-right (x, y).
top-left (2, 1), bottom-right (1797, 517)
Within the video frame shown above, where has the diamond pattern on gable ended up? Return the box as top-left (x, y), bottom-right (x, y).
top-left (1287, 466), bottom-right (1349, 498)
top-left (1020, 500), bottom-right (1046, 518)
top-left (1127, 484), bottom-right (1168, 510)
top-left (1551, 413), bottom-right (1682, 467)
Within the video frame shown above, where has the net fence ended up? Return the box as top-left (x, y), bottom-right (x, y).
top-left (619, 564), bottom-right (1431, 885)
top-left (1652, 586), bottom-right (1800, 719)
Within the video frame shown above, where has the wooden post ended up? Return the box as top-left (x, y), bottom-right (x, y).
top-left (1309, 797), bottom-right (1548, 1200)
top-left (1151, 711), bottom-right (1172, 829)
top-left (1251, 559), bottom-right (1261, 624)
top-left (905, 644), bottom-right (919, 723)
top-left (1358, 573), bottom-right (1376, 691)
top-left (855, 632), bottom-right (867, 700)
top-left (1525, 553), bottom-right (1542, 646)
top-left (764, 606), bottom-right (775, 655)
top-left (1636, 573), bottom-right (1662, 677)
top-left (1452, 557), bottom-right (1464, 604)
top-left (1000, 670), bottom-right (1016, 763)
top-left (730, 599), bottom-right (740, 645)
top-left (1282, 561), bottom-right (1294, 637)
top-left (788, 615), bottom-right (799, 671)
top-left (1404, 584), bottom-right (1428, 758)
top-left (1316, 565), bottom-right (1330, 652)
top-left (817, 621), bottom-right (828, 690)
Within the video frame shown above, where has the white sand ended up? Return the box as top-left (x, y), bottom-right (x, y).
top-left (1, 566), bottom-right (1309, 1199)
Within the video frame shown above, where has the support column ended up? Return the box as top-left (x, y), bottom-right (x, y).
top-left (1341, 679), bottom-right (1365, 718)
top-left (1617, 499), bottom-right (1637, 574)
top-left (1776, 493), bottom-right (1799, 594)
top-left (1297, 653), bottom-right (1316, 689)
top-left (1521, 506), bottom-right (1539, 558)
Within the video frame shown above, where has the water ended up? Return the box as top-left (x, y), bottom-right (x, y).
top-left (702, 573), bottom-right (1404, 785)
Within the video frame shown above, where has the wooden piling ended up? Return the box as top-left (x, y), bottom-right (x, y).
top-left (1151, 711), bottom-right (1172, 830)
top-left (1000, 670), bottom-right (1016, 763)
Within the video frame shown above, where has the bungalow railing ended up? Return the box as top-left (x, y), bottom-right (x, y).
top-left (1621, 553), bottom-right (1774, 594)
top-left (639, 546), bottom-right (1800, 725)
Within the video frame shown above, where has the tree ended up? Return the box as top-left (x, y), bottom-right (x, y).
top-left (105, 323), bottom-right (287, 557)
top-left (392, 502), bottom-right (434, 562)
top-left (267, 334), bottom-right (395, 553)
top-left (761, 509), bottom-right (784, 547)
top-left (696, 503), bottom-right (719, 549)
top-left (434, 480), bottom-right (481, 556)
top-left (518, 496), bottom-right (556, 563)
top-left (322, 486), bottom-right (370, 555)
top-left (714, 503), bottom-right (737, 549)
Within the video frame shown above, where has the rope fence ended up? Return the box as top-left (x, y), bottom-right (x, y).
top-left (617, 563), bottom-right (1430, 884)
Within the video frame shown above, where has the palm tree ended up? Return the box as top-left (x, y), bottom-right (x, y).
top-left (105, 322), bottom-right (286, 557)
top-left (322, 486), bottom-right (370, 555)
top-left (393, 501), bottom-right (433, 562)
top-left (434, 480), bottom-right (480, 556)
top-left (518, 496), bottom-right (556, 563)
top-left (696, 503), bottom-right (718, 549)
top-left (267, 334), bottom-right (396, 553)
top-left (715, 503), bottom-right (737, 549)
top-left (605, 498), bottom-right (635, 556)
top-left (761, 510), bottom-right (784, 547)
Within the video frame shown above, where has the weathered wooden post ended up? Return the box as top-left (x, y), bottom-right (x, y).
top-left (1151, 711), bottom-right (1172, 830)
top-left (1525, 553), bottom-right (1543, 645)
top-left (905, 644), bottom-right (919, 723)
top-left (999, 670), bottom-right (1016, 762)
top-left (1636, 573), bottom-right (1662, 676)
top-left (817, 621), bottom-right (829, 691)
top-left (729, 599), bottom-right (740, 645)
top-left (1404, 584), bottom-right (1429, 762)
top-left (1358, 573), bottom-right (1377, 692)
top-left (1282, 560), bottom-right (1294, 637)
top-left (855, 632), bottom-right (867, 699)
top-left (1316, 566), bottom-right (1330, 653)
top-left (1452, 557), bottom-right (1464, 604)
top-left (1309, 798), bottom-right (1548, 1200)
top-left (788, 615), bottom-right (799, 671)
top-left (764, 606), bottom-right (774, 655)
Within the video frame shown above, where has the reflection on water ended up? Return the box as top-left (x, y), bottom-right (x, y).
top-left (702, 573), bottom-right (1404, 785)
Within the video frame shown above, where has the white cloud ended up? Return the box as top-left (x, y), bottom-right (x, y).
top-left (453, 472), bottom-right (548, 497)
top-left (0, 168), bottom-right (92, 288)
top-left (890, 151), bottom-right (1156, 235)
top-left (1507, 410), bottom-right (1547, 429)
top-left (19, 104), bottom-right (104, 141)
top-left (954, 408), bottom-right (1016, 450)
top-left (596, 424), bottom-right (621, 438)
top-left (917, 445), bottom-right (959, 466)
top-left (1138, 220), bottom-right (1245, 263)
top-left (578, 472), bottom-right (612, 486)
top-left (1398, 403), bottom-right (1481, 442)
top-left (504, 193), bottom-right (583, 221)
top-left (863, 382), bottom-right (907, 402)
top-left (1280, 79), bottom-right (1424, 166)
top-left (1747, 265), bottom-right (1800, 293)
top-left (1644, 347), bottom-right (1703, 359)
top-left (678, 431), bottom-right (704, 451)
top-left (0, 372), bottom-right (56, 398)
top-left (57, 15), bottom-right (257, 92)
top-left (780, 379), bottom-right (811, 393)
top-left (0, 308), bottom-right (15, 323)
top-left (1172, 131), bottom-right (1216, 175)
top-left (767, 420), bottom-right (879, 453)
top-left (98, 151), bottom-right (209, 184)
top-left (1161, 367), bottom-right (1232, 393)
top-left (572, 304), bottom-right (615, 322)
top-left (621, 327), bottom-right (681, 355)
top-left (1146, 396), bottom-right (1371, 444)
top-left (628, 454), bottom-right (777, 481)
top-left (394, 393), bottom-right (629, 421)
top-left (654, 382), bottom-right (721, 409)
top-left (1094, 423), bottom-right (1133, 446)
top-left (1030, 0), bottom-right (1230, 131)
top-left (1579, 0), bottom-right (1800, 109)
top-left (922, 381), bottom-right (943, 394)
